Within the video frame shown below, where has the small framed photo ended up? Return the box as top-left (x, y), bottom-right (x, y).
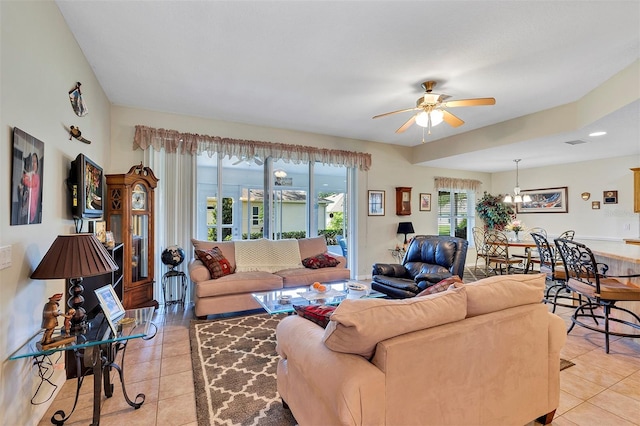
top-left (89, 220), bottom-right (107, 243)
top-left (592, 201), bottom-right (601, 209)
top-left (603, 190), bottom-right (618, 204)
top-left (95, 285), bottom-right (125, 336)
top-left (419, 193), bottom-right (432, 211)
top-left (368, 190), bottom-right (385, 216)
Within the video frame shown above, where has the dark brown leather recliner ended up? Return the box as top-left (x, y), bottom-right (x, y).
top-left (372, 235), bottom-right (469, 299)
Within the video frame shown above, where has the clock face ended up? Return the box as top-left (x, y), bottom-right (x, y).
top-left (132, 184), bottom-right (146, 210)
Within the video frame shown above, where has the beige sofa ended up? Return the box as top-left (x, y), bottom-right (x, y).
top-left (276, 273), bottom-right (566, 426)
top-left (188, 237), bottom-right (349, 317)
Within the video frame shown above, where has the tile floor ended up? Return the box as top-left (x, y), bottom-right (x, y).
top-left (38, 283), bottom-right (640, 426)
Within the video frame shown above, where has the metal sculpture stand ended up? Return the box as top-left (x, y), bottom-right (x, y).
top-left (162, 269), bottom-right (187, 306)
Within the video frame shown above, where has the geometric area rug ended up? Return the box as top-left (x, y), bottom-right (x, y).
top-left (189, 313), bottom-right (297, 426)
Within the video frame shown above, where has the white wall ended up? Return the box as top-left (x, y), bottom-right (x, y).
top-left (0, 2), bottom-right (111, 424)
top-left (490, 155), bottom-right (640, 240)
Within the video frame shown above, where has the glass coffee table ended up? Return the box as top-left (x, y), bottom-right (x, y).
top-left (252, 280), bottom-right (385, 314)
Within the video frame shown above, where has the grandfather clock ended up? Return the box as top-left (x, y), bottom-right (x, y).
top-left (105, 163), bottom-right (159, 309)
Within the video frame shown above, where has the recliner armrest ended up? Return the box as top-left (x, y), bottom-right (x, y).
top-left (414, 272), bottom-right (451, 284)
top-left (372, 263), bottom-right (408, 277)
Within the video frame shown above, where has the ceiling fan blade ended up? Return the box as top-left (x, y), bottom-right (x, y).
top-left (373, 107), bottom-right (419, 119)
top-left (442, 110), bottom-right (465, 127)
top-left (395, 115), bottom-right (417, 133)
top-left (443, 98), bottom-right (496, 108)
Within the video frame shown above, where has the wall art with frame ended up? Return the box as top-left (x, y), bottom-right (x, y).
top-left (419, 193), bottom-right (432, 211)
top-left (516, 186), bottom-right (569, 214)
top-left (368, 190), bottom-right (385, 216)
top-left (10, 128), bottom-right (45, 225)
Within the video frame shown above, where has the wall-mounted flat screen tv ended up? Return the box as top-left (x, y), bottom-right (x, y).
top-left (69, 154), bottom-right (103, 219)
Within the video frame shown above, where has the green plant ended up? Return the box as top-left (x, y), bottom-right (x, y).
top-left (475, 192), bottom-right (514, 230)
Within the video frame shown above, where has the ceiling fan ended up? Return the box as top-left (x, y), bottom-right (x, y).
top-left (373, 81), bottom-right (496, 137)
top-left (232, 155), bottom-right (263, 166)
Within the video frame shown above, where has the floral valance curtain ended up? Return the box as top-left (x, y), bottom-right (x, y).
top-left (133, 125), bottom-right (372, 171)
top-left (434, 176), bottom-right (483, 192)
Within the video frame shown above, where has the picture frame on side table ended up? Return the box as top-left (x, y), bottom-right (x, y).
top-left (95, 284), bottom-right (125, 336)
top-left (516, 187), bottom-right (569, 214)
top-left (368, 190), bottom-right (385, 216)
top-left (89, 220), bottom-right (107, 243)
top-left (419, 193), bottom-right (432, 211)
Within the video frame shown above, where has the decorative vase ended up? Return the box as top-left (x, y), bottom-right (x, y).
top-left (514, 231), bottom-right (520, 242)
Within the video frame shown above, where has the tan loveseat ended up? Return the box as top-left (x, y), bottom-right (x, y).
top-left (276, 273), bottom-right (566, 426)
top-left (188, 237), bottom-right (349, 317)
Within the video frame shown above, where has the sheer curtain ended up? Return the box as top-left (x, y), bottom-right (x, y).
top-left (144, 149), bottom-right (196, 305)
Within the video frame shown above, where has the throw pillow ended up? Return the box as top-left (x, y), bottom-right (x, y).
top-left (293, 304), bottom-right (337, 328)
top-left (302, 253), bottom-right (340, 269)
top-left (416, 275), bottom-right (463, 296)
top-left (195, 247), bottom-right (233, 279)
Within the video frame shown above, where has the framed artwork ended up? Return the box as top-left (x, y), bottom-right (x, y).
top-left (516, 187), bottom-right (569, 214)
top-left (89, 220), bottom-right (107, 243)
top-left (368, 190), bottom-right (385, 216)
top-left (95, 284), bottom-right (125, 336)
top-left (592, 201), bottom-right (601, 210)
top-left (10, 128), bottom-right (45, 225)
top-left (603, 190), bottom-right (618, 204)
top-left (419, 193), bottom-right (432, 211)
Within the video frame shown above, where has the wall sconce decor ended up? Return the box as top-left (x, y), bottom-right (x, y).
top-left (581, 192), bottom-right (591, 201)
top-left (592, 201), bottom-right (601, 209)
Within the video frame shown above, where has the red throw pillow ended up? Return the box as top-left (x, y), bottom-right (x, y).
top-left (195, 247), bottom-right (232, 279)
top-left (416, 275), bottom-right (463, 296)
top-left (302, 253), bottom-right (340, 269)
top-left (293, 304), bottom-right (337, 328)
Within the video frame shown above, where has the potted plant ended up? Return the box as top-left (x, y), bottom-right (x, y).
top-left (475, 192), bottom-right (514, 230)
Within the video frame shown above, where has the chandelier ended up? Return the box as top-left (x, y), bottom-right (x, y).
top-left (503, 159), bottom-right (531, 204)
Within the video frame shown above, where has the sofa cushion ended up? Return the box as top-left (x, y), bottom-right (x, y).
top-left (234, 239), bottom-right (303, 273)
top-left (322, 286), bottom-right (467, 359)
top-left (462, 273), bottom-right (545, 317)
top-left (293, 304), bottom-right (337, 328)
top-left (298, 236), bottom-right (330, 260)
top-left (416, 275), bottom-right (463, 296)
top-left (195, 247), bottom-right (233, 279)
top-left (302, 253), bottom-right (340, 269)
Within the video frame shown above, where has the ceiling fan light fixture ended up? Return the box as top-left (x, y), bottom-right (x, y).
top-left (430, 109), bottom-right (444, 126)
top-left (415, 109), bottom-right (444, 128)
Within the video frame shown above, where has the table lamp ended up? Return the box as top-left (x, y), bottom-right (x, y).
top-left (397, 222), bottom-right (415, 246)
top-left (31, 233), bottom-right (119, 334)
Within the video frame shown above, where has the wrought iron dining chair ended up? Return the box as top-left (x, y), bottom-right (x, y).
top-left (530, 232), bottom-right (580, 312)
top-left (485, 231), bottom-right (526, 275)
top-left (526, 227), bottom-right (547, 271)
top-left (471, 227), bottom-right (490, 275)
top-left (554, 238), bottom-right (640, 353)
top-left (558, 230), bottom-right (575, 240)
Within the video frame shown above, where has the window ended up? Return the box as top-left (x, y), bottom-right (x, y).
top-left (437, 190), bottom-right (475, 240)
top-left (252, 206), bottom-right (260, 226)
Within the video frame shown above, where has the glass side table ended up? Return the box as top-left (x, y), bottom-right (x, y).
top-left (9, 307), bottom-right (157, 426)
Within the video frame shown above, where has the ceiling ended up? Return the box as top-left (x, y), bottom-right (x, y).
top-left (55, 1), bottom-right (640, 173)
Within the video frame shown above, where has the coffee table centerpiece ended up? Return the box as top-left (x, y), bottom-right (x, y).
top-left (252, 281), bottom-right (384, 315)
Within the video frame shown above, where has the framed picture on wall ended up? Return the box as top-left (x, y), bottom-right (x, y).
top-left (516, 187), bottom-right (569, 214)
top-left (419, 193), bottom-right (432, 211)
top-left (368, 190), bottom-right (385, 216)
top-left (10, 128), bottom-right (45, 225)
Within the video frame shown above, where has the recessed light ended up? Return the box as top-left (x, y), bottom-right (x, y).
top-left (589, 131), bottom-right (607, 137)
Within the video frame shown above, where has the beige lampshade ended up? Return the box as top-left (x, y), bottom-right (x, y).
top-left (31, 233), bottom-right (118, 279)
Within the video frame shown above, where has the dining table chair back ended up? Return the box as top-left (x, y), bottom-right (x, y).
top-left (485, 231), bottom-right (526, 275)
top-left (530, 232), bottom-right (578, 312)
top-left (554, 237), bottom-right (640, 353)
top-left (471, 227), bottom-right (490, 275)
